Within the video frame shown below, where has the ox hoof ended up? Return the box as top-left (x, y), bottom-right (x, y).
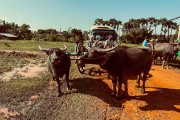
top-left (141, 89), bottom-right (145, 94)
top-left (56, 93), bottom-right (63, 97)
top-left (135, 84), bottom-right (140, 88)
top-left (115, 94), bottom-right (123, 100)
top-left (111, 92), bottom-right (116, 97)
top-left (67, 86), bottom-right (72, 90)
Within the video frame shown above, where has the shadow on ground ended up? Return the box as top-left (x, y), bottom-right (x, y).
top-left (70, 78), bottom-right (180, 112)
top-left (138, 87), bottom-right (180, 112)
top-left (70, 78), bottom-right (124, 107)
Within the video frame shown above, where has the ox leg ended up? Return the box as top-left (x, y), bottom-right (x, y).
top-left (135, 74), bottom-right (141, 88)
top-left (166, 55), bottom-right (172, 69)
top-left (116, 76), bottom-right (124, 99)
top-left (166, 60), bottom-right (169, 69)
top-left (174, 54), bottom-right (177, 61)
top-left (162, 60), bottom-right (166, 69)
top-left (111, 76), bottom-right (117, 97)
top-left (98, 69), bottom-right (101, 76)
top-left (141, 73), bottom-right (147, 94)
top-left (123, 77), bottom-right (129, 97)
top-left (52, 76), bottom-right (56, 81)
top-left (162, 55), bottom-right (166, 69)
top-left (153, 55), bottom-right (156, 65)
top-left (65, 72), bottom-right (70, 92)
top-left (55, 76), bottom-right (62, 97)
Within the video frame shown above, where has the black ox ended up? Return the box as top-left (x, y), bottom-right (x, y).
top-left (149, 43), bottom-right (176, 69)
top-left (39, 45), bottom-right (71, 97)
top-left (83, 43), bottom-right (153, 98)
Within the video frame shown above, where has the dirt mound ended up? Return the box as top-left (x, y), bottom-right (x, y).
top-left (0, 63), bottom-right (46, 81)
top-left (0, 51), bottom-right (45, 58)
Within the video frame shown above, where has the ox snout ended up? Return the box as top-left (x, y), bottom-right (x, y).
top-left (51, 57), bottom-right (61, 65)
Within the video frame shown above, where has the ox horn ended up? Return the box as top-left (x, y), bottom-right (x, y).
top-left (60, 44), bottom-right (67, 51)
top-left (39, 45), bottom-right (50, 51)
top-left (96, 43), bottom-right (121, 53)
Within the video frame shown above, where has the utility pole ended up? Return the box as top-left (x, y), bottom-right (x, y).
top-left (178, 24), bottom-right (180, 43)
top-left (68, 27), bottom-right (71, 43)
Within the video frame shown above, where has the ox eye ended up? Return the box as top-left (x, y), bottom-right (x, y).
top-left (49, 51), bottom-right (53, 54)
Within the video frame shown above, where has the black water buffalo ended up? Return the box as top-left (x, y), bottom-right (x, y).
top-left (172, 43), bottom-right (180, 61)
top-left (39, 45), bottom-right (71, 97)
top-left (84, 44), bottom-right (153, 98)
top-left (149, 43), bottom-right (175, 69)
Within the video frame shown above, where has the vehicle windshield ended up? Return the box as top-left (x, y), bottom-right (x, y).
top-left (90, 30), bottom-right (117, 41)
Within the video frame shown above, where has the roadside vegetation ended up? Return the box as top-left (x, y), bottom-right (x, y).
top-left (0, 40), bottom-right (76, 52)
top-left (0, 17), bottom-right (179, 44)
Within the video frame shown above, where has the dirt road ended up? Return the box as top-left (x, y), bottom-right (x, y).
top-left (50, 64), bottom-right (180, 120)
top-left (103, 65), bottom-right (180, 120)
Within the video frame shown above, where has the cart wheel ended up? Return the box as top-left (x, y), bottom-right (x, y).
top-left (76, 60), bottom-right (85, 74)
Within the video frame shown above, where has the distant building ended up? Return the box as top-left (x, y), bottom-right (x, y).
top-left (0, 33), bottom-right (18, 40)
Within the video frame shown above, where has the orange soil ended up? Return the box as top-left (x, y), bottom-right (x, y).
top-left (99, 65), bottom-right (180, 120)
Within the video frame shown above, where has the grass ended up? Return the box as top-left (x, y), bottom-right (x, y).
top-left (0, 40), bottom-right (140, 52)
top-left (0, 76), bottom-right (50, 105)
top-left (0, 40), bottom-right (76, 52)
top-left (0, 52), bottom-right (49, 104)
top-left (0, 56), bottom-right (29, 73)
top-left (0, 40), bottom-right (80, 119)
top-left (0, 51), bottom-right (52, 119)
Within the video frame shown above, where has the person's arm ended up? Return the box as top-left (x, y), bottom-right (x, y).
top-left (86, 40), bottom-right (91, 49)
top-left (104, 40), bottom-right (108, 48)
top-left (112, 40), bottom-right (115, 47)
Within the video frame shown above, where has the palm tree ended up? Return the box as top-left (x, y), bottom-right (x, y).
top-left (147, 17), bottom-right (155, 32)
top-left (166, 20), bottom-right (174, 39)
top-left (122, 22), bottom-right (131, 34)
top-left (116, 20), bottom-right (122, 31)
top-left (94, 18), bottom-right (104, 25)
top-left (159, 18), bottom-right (168, 38)
top-left (129, 19), bottom-right (136, 30)
top-left (153, 19), bottom-right (160, 35)
top-left (140, 18), bottom-right (146, 28)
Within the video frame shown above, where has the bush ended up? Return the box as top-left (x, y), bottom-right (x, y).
top-left (119, 28), bottom-right (152, 44)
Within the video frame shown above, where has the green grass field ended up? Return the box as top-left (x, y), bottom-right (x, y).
top-left (0, 40), bottom-right (76, 52)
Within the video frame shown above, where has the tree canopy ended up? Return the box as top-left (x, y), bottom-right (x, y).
top-left (0, 17), bottom-right (179, 43)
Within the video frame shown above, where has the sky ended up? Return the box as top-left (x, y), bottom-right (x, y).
top-left (0, 0), bottom-right (180, 32)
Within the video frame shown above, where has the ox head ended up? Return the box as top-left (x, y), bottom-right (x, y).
top-left (39, 44), bottom-right (67, 65)
top-left (88, 39), bottom-right (121, 58)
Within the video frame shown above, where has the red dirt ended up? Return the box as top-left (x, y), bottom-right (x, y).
top-left (99, 65), bottom-right (180, 120)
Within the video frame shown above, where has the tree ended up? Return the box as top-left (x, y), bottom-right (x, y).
top-left (109, 18), bottom-right (122, 31)
top-left (18, 24), bottom-right (32, 40)
top-left (153, 18), bottom-right (160, 35)
top-left (94, 18), bottom-right (104, 25)
top-left (147, 17), bottom-right (155, 32)
top-left (159, 18), bottom-right (168, 39)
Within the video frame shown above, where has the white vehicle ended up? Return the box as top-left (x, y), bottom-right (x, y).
top-left (89, 25), bottom-right (117, 41)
